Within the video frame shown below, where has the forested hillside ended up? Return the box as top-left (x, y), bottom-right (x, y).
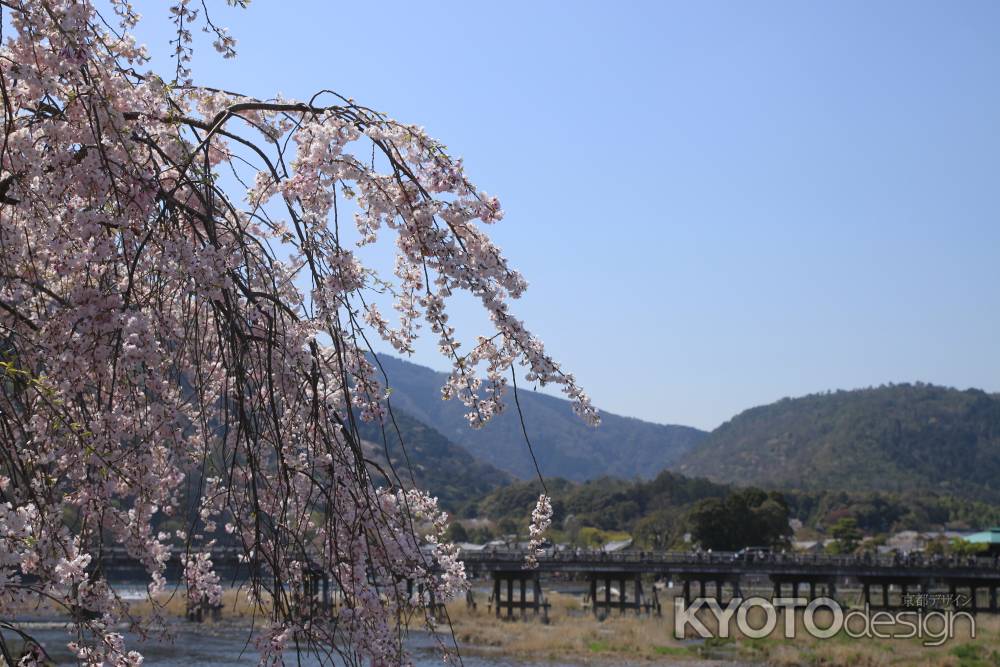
top-left (466, 472), bottom-right (1000, 548)
top-left (678, 383), bottom-right (1000, 501)
top-left (372, 353), bottom-right (707, 480)
top-left (355, 410), bottom-right (512, 509)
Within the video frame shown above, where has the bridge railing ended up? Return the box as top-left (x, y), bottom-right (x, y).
top-left (459, 548), bottom-right (1000, 572)
top-left (98, 544), bottom-right (1000, 574)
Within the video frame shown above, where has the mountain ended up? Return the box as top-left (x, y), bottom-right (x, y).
top-left (676, 383), bottom-right (1000, 501)
top-left (354, 409), bottom-right (512, 510)
top-left (369, 354), bottom-right (707, 481)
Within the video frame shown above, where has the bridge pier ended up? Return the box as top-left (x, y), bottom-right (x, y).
top-left (712, 578), bottom-right (740, 603)
top-left (857, 576), bottom-right (926, 609)
top-left (300, 569), bottom-right (329, 618)
top-left (677, 575), bottom-right (740, 606)
top-left (186, 596), bottom-right (207, 623)
top-left (680, 577), bottom-right (700, 605)
top-left (492, 571), bottom-right (547, 620)
top-left (588, 572), bottom-right (647, 617)
top-left (185, 593), bottom-right (223, 623)
top-left (771, 575), bottom-right (835, 602)
top-left (407, 578), bottom-right (444, 616)
top-left (936, 580), bottom-right (1000, 614)
top-left (457, 548), bottom-right (1000, 619)
top-left (857, 578), bottom-right (995, 612)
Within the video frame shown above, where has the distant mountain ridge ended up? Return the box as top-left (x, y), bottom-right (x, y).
top-left (354, 409), bottom-right (512, 510)
top-left (677, 383), bottom-right (1000, 502)
top-left (371, 354), bottom-right (707, 481)
top-left (363, 358), bottom-right (1000, 504)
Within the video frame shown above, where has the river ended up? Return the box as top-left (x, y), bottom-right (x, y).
top-left (12, 624), bottom-right (751, 666)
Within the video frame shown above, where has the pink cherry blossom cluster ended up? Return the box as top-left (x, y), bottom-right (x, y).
top-left (183, 551), bottom-right (223, 608)
top-left (0, 0), bottom-right (595, 663)
top-left (524, 494), bottom-right (553, 569)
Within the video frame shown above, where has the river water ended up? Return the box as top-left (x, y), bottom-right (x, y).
top-left (11, 582), bottom-right (753, 666)
top-left (12, 625), bottom-right (749, 666)
top-left (15, 626), bottom-right (514, 666)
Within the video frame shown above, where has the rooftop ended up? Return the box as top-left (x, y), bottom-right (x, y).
top-left (966, 528), bottom-right (1000, 544)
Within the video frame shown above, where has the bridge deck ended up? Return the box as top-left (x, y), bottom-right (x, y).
top-left (98, 546), bottom-right (1000, 584)
top-left (461, 549), bottom-right (1000, 583)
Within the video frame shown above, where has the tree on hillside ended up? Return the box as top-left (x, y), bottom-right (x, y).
top-left (0, 2), bottom-right (596, 663)
top-left (633, 509), bottom-right (685, 550)
top-left (688, 498), bottom-right (731, 549)
top-left (688, 488), bottom-right (792, 551)
top-left (445, 522), bottom-right (469, 544)
top-left (924, 537), bottom-right (988, 557)
top-left (828, 517), bottom-right (863, 554)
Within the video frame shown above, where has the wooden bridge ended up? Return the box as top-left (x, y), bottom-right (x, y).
top-left (461, 549), bottom-right (1000, 619)
top-left (99, 546), bottom-right (1000, 620)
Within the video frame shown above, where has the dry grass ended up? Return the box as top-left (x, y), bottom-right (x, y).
top-left (11, 587), bottom-right (274, 627)
top-left (441, 589), bottom-right (998, 666)
top-left (125, 586), bottom-right (273, 623)
top-left (442, 591), bottom-right (699, 662)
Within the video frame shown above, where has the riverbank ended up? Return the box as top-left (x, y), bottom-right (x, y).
top-left (9, 589), bottom-right (743, 666)
top-left (440, 591), bottom-right (993, 666)
top-left (9, 587), bottom-right (996, 666)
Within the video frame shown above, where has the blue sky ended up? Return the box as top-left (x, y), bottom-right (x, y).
top-left (131, 1), bottom-right (999, 431)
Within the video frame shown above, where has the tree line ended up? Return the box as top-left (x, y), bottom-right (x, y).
top-left (457, 470), bottom-right (1000, 551)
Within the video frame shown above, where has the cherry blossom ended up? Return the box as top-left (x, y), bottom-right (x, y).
top-left (0, 1), bottom-right (596, 663)
top-left (525, 495), bottom-right (554, 569)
